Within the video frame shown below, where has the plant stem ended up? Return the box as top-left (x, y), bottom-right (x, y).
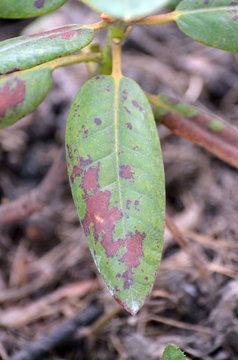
top-left (133, 11), bottom-right (179, 25)
top-left (147, 92), bottom-right (238, 169)
top-left (84, 20), bottom-right (109, 31)
top-left (45, 52), bottom-right (100, 70)
top-left (111, 41), bottom-right (122, 78)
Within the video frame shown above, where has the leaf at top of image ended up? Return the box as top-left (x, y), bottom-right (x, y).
top-left (176, 0), bottom-right (238, 52)
top-left (0, 0), bottom-right (68, 18)
top-left (0, 25), bottom-right (94, 75)
top-left (162, 345), bottom-right (186, 360)
top-left (82, 0), bottom-right (170, 19)
top-left (66, 75), bottom-right (165, 314)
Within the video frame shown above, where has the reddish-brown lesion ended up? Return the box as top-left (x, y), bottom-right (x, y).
top-left (0, 79), bottom-right (25, 119)
top-left (119, 165), bottom-right (135, 180)
top-left (80, 164), bottom-right (146, 291)
top-left (81, 165), bottom-right (122, 255)
top-left (69, 154), bottom-right (92, 184)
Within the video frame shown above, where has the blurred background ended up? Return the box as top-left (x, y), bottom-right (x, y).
top-left (0, 1), bottom-right (238, 359)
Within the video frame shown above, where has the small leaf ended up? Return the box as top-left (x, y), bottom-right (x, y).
top-left (162, 345), bottom-right (186, 360)
top-left (0, 0), bottom-right (68, 19)
top-left (0, 67), bottom-right (52, 129)
top-left (84, 0), bottom-right (170, 20)
top-left (176, 0), bottom-right (238, 52)
top-left (166, 0), bottom-right (182, 8)
top-left (0, 25), bottom-right (94, 75)
top-left (66, 75), bottom-right (165, 314)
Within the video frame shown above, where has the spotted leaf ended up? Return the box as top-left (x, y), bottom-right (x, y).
top-left (83, 0), bottom-right (170, 20)
top-left (66, 75), bottom-right (165, 315)
top-left (176, 0), bottom-right (238, 52)
top-left (0, 25), bottom-right (94, 75)
top-left (0, 67), bottom-right (52, 129)
top-left (0, 0), bottom-right (68, 18)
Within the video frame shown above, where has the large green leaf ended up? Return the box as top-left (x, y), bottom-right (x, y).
top-left (0, 0), bottom-right (68, 19)
top-left (0, 25), bottom-right (94, 75)
top-left (0, 67), bottom-right (52, 129)
top-left (162, 345), bottom-right (186, 360)
top-left (66, 75), bottom-right (165, 314)
top-left (176, 0), bottom-right (238, 52)
top-left (83, 0), bottom-right (170, 20)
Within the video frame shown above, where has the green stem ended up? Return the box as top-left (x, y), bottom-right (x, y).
top-left (133, 11), bottom-right (179, 25)
top-left (83, 20), bottom-right (109, 31)
top-left (47, 52), bottom-right (100, 70)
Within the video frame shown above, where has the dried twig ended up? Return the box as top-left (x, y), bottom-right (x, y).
top-left (0, 148), bottom-right (66, 228)
top-left (148, 93), bottom-right (238, 169)
top-left (9, 303), bottom-right (102, 360)
top-left (166, 213), bottom-right (210, 280)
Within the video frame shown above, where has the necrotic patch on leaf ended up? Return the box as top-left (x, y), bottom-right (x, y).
top-left (119, 165), bottom-right (135, 180)
top-left (34, 0), bottom-right (46, 8)
top-left (81, 164), bottom-right (123, 256)
top-left (0, 79), bottom-right (25, 118)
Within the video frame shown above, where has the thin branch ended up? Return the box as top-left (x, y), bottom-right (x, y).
top-left (0, 148), bottom-right (66, 228)
top-left (9, 303), bottom-right (102, 360)
top-left (133, 11), bottom-right (178, 25)
top-left (148, 93), bottom-right (238, 169)
top-left (166, 213), bottom-right (210, 280)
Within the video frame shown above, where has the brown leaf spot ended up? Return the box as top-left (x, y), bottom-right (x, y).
top-left (126, 122), bottom-right (133, 130)
top-left (94, 117), bottom-right (102, 126)
top-left (124, 106), bottom-right (131, 114)
top-left (70, 154), bottom-right (92, 184)
top-left (0, 79), bottom-right (25, 119)
top-left (34, 0), bottom-right (46, 8)
top-left (81, 165), bottom-right (123, 256)
top-left (132, 100), bottom-right (145, 113)
top-left (119, 165), bottom-right (134, 180)
top-left (120, 230), bottom-right (145, 268)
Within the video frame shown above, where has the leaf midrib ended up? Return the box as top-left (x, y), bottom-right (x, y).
top-left (178, 5), bottom-right (238, 17)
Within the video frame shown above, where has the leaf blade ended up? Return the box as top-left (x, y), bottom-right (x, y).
top-left (162, 345), bottom-right (186, 360)
top-left (176, 0), bottom-right (238, 52)
top-left (0, 0), bottom-right (68, 18)
top-left (84, 0), bottom-right (170, 20)
top-left (0, 25), bottom-right (94, 75)
top-left (66, 75), bottom-right (165, 314)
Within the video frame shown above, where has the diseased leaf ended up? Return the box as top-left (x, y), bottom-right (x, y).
top-left (66, 75), bottom-right (165, 314)
top-left (83, 0), bottom-right (170, 20)
top-left (0, 67), bottom-right (52, 129)
top-left (176, 0), bottom-right (238, 52)
top-left (162, 345), bottom-right (186, 360)
top-left (0, 25), bottom-right (94, 75)
top-left (0, 0), bottom-right (68, 19)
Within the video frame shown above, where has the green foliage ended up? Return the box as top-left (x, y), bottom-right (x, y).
top-left (166, 0), bottom-right (182, 8)
top-left (176, 0), bottom-right (238, 52)
top-left (84, 0), bottom-right (170, 19)
top-left (0, 25), bottom-right (94, 75)
top-left (0, 0), bottom-right (68, 18)
top-left (162, 345), bottom-right (186, 360)
top-left (66, 75), bottom-right (165, 314)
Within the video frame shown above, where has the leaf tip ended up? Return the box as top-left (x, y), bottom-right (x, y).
top-left (113, 294), bottom-right (142, 316)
